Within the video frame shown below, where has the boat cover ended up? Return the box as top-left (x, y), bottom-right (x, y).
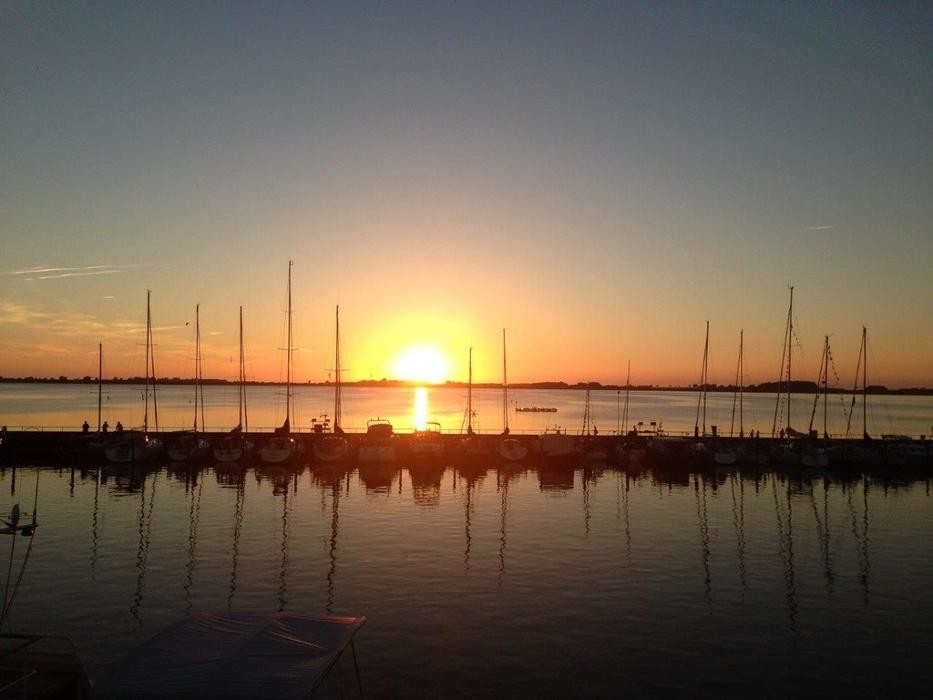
top-left (92, 611), bottom-right (365, 700)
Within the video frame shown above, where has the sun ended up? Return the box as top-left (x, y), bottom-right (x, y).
top-left (393, 346), bottom-right (449, 384)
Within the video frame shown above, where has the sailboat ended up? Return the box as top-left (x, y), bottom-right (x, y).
top-left (772, 286), bottom-right (808, 440)
top-left (576, 389), bottom-right (607, 461)
top-left (845, 326), bottom-right (871, 441)
top-left (497, 329), bottom-right (527, 462)
top-left (695, 321), bottom-right (710, 439)
top-left (798, 334), bottom-right (833, 470)
top-left (314, 306), bottom-right (351, 463)
top-left (260, 262), bottom-right (298, 464)
top-left (97, 342), bottom-right (103, 433)
top-left (105, 291), bottom-right (163, 463)
top-left (83, 342), bottom-right (108, 457)
top-left (770, 287), bottom-right (832, 467)
top-left (831, 326), bottom-right (877, 465)
top-left (714, 329), bottom-right (742, 466)
top-left (458, 347), bottom-right (489, 458)
top-left (770, 287), bottom-right (800, 465)
top-left (213, 306), bottom-right (252, 463)
top-left (166, 304), bottom-right (211, 463)
top-left (614, 361), bottom-right (647, 464)
top-left (690, 320), bottom-right (715, 463)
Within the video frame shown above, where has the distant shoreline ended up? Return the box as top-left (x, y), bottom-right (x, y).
top-left (1, 376), bottom-right (931, 396)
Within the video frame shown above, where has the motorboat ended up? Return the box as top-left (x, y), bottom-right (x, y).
top-left (359, 419), bottom-right (397, 463)
top-left (411, 422), bottom-right (445, 458)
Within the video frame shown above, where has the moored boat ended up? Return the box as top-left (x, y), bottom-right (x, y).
top-left (458, 347), bottom-right (490, 459)
top-left (313, 306), bottom-right (350, 464)
top-left (540, 429), bottom-right (575, 458)
top-left (107, 291), bottom-right (163, 464)
top-left (496, 329), bottom-right (528, 462)
top-left (359, 419), bottom-right (397, 463)
top-left (166, 304), bottom-right (211, 463)
top-left (261, 262), bottom-right (298, 465)
top-left (411, 421), bottom-right (445, 458)
top-left (213, 305), bottom-right (252, 463)
top-left (259, 434), bottom-right (297, 464)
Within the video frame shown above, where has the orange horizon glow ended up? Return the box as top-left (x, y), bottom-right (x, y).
top-left (1, 304), bottom-right (931, 389)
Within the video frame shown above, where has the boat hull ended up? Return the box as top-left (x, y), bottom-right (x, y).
top-left (358, 443), bottom-right (396, 463)
top-left (314, 436), bottom-right (350, 463)
top-left (260, 437), bottom-right (297, 464)
top-left (498, 438), bottom-right (527, 462)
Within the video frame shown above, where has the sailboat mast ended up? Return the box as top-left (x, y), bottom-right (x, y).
top-left (148, 292), bottom-right (159, 432)
top-left (862, 326), bottom-right (867, 438)
top-left (286, 260), bottom-right (293, 426)
top-left (730, 330), bottom-right (743, 437)
top-left (845, 330), bottom-right (864, 439)
top-left (333, 306), bottom-right (340, 426)
top-left (144, 290), bottom-right (151, 434)
top-left (695, 321), bottom-right (709, 436)
top-left (97, 342), bottom-right (103, 432)
top-left (702, 321), bottom-right (709, 435)
top-left (467, 347), bottom-right (473, 434)
top-left (239, 305), bottom-right (247, 432)
top-left (622, 360), bottom-right (631, 434)
top-left (823, 336), bottom-right (829, 439)
top-left (772, 286), bottom-right (793, 437)
top-left (787, 286), bottom-right (794, 430)
top-left (810, 336), bottom-right (827, 436)
top-left (739, 329), bottom-right (744, 437)
top-left (194, 304), bottom-right (203, 432)
top-left (502, 328), bottom-right (508, 433)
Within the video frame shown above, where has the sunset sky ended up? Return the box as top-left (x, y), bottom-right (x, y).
top-left (2, 3), bottom-right (931, 387)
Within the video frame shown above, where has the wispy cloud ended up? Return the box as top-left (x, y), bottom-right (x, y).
top-left (2, 263), bottom-right (163, 281)
top-left (0, 299), bottom-right (144, 338)
top-left (28, 270), bottom-right (120, 281)
top-left (0, 301), bottom-right (50, 325)
top-left (802, 225), bottom-right (834, 231)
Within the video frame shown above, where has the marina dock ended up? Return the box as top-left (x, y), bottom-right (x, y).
top-left (1, 429), bottom-right (929, 470)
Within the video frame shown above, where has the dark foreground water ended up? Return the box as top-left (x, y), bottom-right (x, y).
top-left (2, 461), bottom-right (932, 698)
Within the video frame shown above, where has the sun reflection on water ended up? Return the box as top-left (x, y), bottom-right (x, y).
top-left (414, 386), bottom-right (428, 431)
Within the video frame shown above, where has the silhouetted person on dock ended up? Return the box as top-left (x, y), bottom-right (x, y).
top-left (116, 421), bottom-right (124, 433)
top-left (780, 429), bottom-right (785, 439)
top-left (593, 426), bottom-right (598, 435)
top-left (82, 421), bottom-right (89, 433)
top-left (102, 421), bottom-right (109, 433)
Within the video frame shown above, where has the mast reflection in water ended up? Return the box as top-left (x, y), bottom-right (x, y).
top-left (3, 462), bottom-right (932, 699)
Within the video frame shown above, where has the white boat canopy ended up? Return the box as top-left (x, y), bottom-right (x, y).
top-left (93, 611), bottom-right (365, 699)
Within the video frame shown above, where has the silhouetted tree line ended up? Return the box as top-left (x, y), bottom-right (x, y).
top-left (1, 376), bottom-right (930, 395)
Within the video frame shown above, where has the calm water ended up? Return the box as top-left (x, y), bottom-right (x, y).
top-left (2, 462), bottom-right (932, 698)
top-left (2, 383), bottom-right (933, 437)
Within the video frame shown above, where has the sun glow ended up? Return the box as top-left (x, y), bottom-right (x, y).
top-left (393, 346), bottom-right (449, 384)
